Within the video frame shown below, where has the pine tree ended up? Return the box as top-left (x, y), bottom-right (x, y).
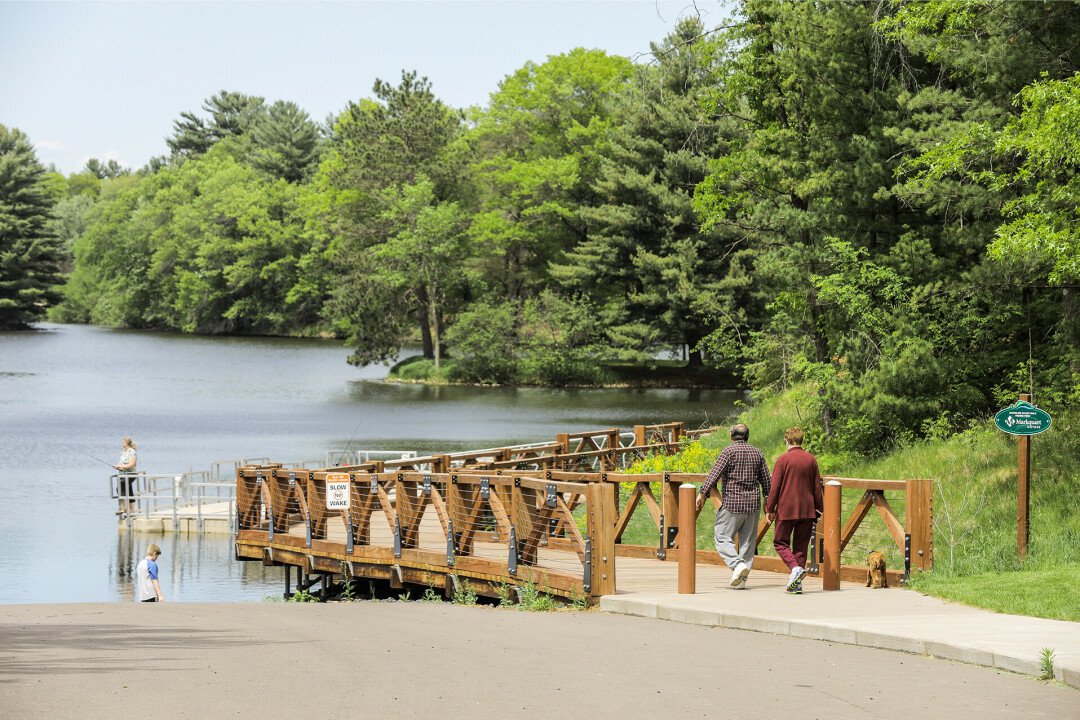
top-left (0, 125), bottom-right (65, 329)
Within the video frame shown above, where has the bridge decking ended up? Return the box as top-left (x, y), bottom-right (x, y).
top-left (240, 510), bottom-right (756, 596)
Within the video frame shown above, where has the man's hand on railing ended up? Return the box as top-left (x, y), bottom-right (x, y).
top-left (695, 492), bottom-right (706, 513)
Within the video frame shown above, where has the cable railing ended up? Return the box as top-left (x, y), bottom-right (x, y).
top-left (230, 423), bottom-right (933, 601)
top-left (237, 465), bottom-right (614, 599)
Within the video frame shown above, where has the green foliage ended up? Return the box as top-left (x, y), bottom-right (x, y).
top-left (493, 582), bottom-right (516, 608)
top-left (420, 585), bottom-right (442, 603)
top-left (389, 357), bottom-right (465, 384)
top-left (250, 100), bottom-right (322, 183)
top-left (41, 2), bottom-right (1080, 466)
top-left (286, 589), bottom-right (320, 603)
top-left (568, 583), bottom-right (590, 611)
top-left (48, 194), bottom-right (94, 256)
top-left (84, 158), bottom-right (129, 180)
top-left (1039, 648), bottom-right (1057, 680)
top-left (467, 48), bottom-right (629, 302)
top-left (0, 124), bottom-right (66, 329)
top-left (514, 576), bottom-right (559, 612)
top-left (320, 71), bottom-right (465, 366)
top-left (443, 299), bottom-right (518, 383)
top-left (167, 90), bottom-right (266, 157)
top-left (625, 441), bottom-right (718, 475)
top-left (451, 578), bottom-right (478, 606)
top-left (551, 19), bottom-right (735, 366)
top-left (446, 292), bottom-right (615, 386)
top-left (339, 563), bottom-right (356, 601)
top-left (60, 145), bottom-right (319, 333)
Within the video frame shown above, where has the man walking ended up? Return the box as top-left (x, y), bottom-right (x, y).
top-left (136, 544), bottom-right (165, 602)
top-left (765, 427), bottom-right (823, 594)
top-left (696, 423), bottom-right (772, 589)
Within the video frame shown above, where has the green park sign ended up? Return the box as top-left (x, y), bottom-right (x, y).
top-left (994, 400), bottom-right (1052, 436)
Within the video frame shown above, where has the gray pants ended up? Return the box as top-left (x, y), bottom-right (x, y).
top-left (713, 507), bottom-right (759, 570)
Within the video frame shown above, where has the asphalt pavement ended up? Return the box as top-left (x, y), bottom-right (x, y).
top-left (1, 601), bottom-right (1077, 719)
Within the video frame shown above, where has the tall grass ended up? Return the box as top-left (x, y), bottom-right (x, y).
top-left (843, 424), bottom-right (1080, 576)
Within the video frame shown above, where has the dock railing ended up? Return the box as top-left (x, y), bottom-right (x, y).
top-left (113, 470), bottom-right (239, 532)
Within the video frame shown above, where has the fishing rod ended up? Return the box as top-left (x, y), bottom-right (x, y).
top-left (340, 416), bottom-right (366, 465)
top-left (84, 452), bottom-right (119, 469)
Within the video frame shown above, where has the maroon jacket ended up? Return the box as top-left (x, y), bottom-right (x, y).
top-left (765, 447), bottom-right (823, 521)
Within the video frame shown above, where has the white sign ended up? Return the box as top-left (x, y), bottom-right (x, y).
top-left (326, 473), bottom-right (350, 510)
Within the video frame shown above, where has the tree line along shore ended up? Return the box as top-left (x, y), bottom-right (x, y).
top-left (3, 3), bottom-right (1079, 465)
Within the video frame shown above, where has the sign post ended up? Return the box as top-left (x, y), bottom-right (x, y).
top-left (993, 394), bottom-right (1051, 559)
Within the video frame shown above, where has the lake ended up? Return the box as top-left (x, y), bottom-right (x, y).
top-left (0, 323), bottom-right (743, 603)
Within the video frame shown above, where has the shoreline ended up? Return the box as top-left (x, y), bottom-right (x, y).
top-left (381, 376), bottom-right (744, 390)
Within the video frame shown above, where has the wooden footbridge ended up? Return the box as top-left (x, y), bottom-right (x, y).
top-left (234, 423), bottom-right (933, 600)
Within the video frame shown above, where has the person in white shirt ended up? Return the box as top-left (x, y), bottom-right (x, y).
top-left (136, 544), bottom-right (164, 602)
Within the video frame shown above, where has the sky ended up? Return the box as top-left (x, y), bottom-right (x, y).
top-left (0, 1), bottom-right (726, 175)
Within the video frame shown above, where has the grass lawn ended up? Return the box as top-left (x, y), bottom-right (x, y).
top-left (909, 565), bottom-right (1080, 622)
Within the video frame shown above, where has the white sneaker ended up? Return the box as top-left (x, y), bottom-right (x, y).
top-left (730, 563), bottom-right (750, 588)
top-left (787, 566), bottom-right (807, 591)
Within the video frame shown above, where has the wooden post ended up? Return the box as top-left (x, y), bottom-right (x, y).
top-left (678, 484), bottom-right (696, 594)
top-left (633, 425), bottom-right (647, 447)
top-left (1017, 393), bottom-right (1032, 559)
top-left (1018, 392), bottom-right (1032, 559)
top-left (586, 481), bottom-right (616, 596)
top-left (905, 478), bottom-right (933, 571)
top-left (606, 429), bottom-right (620, 471)
top-left (822, 480), bottom-right (842, 590)
top-left (556, 433), bottom-right (571, 455)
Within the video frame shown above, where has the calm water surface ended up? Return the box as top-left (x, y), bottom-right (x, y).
top-left (0, 323), bottom-right (742, 604)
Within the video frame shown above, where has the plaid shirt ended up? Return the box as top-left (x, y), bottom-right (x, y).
top-left (699, 440), bottom-right (772, 513)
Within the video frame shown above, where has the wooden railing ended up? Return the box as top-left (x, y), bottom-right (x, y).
top-left (235, 424), bottom-right (931, 599)
top-left (236, 466), bottom-right (618, 599)
top-left (608, 473), bottom-right (933, 586)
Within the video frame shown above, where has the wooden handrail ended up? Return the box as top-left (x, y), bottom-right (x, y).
top-left (236, 428), bottom-right (932, 600)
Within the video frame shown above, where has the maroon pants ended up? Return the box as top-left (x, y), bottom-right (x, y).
top-left (773, 518), bottom-right (816, 570)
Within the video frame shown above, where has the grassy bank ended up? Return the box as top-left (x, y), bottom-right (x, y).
top-left (628, 390), bottom-right (1080, 621)
top-left (385, 355), bottom-right (737, 388)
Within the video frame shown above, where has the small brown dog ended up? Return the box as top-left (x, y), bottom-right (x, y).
top-left (866, 551), bottom-right (888, 589)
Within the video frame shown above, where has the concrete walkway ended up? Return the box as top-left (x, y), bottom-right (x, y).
top-left (600, 570), bottom-right (1080, 690)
